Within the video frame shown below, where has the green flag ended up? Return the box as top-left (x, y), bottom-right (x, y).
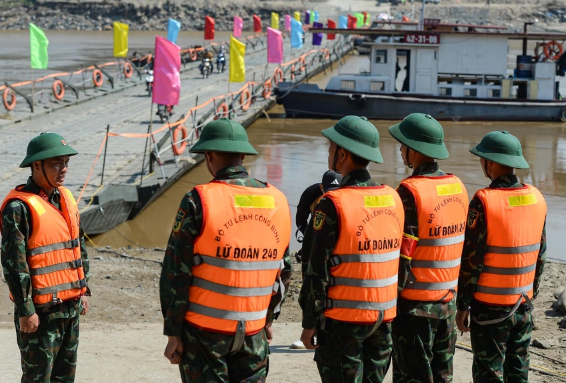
top-left (30, 23), bottom-right (49, 69)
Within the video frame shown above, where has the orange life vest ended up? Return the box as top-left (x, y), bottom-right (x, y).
top-left (324, 186), bottom-right (404, 323)
top-left (399, 175), bottom-right (468, 302)
top-left (186, 182), bottom-right (291, 334)
top-left (0, 186), bottom-right (86, 307)
top-left (473, 185), bottom-right (546, 306)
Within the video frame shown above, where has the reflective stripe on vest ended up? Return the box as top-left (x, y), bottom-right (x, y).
top-left (474, 185), bottom-right (546, 306)
top-left (186, 182), bottom-right (291, 335)
top-left (0, 187), bottom-right (86, 307)
top-left (398, 175), bottom-right (468, 302)
top-left (323, 186), bottom-right (404, 323)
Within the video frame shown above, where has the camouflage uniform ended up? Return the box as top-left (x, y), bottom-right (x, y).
top-left (160, 166), bottom-right (292, 383)
top-left (1, 177), bottom-right (90, 383)
top-left (457, 174), bottom-right (547, 383)
top-left (299, 169), bottom-right (393, 383)
top-left (392, 162), bottom-right (456, 383)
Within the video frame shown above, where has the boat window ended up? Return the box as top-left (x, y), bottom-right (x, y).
top-left (439, 87), bottom-right (452, 96)
top-left (488, 89), bottom-right (501, 98)
top-left (375, 50), bottom-right (387, 64)
top-left (370, 81), bottom-right (384, 91)
top-left (465, 88), bottom-right (477, 97)
top-left (340, 80), bottom-right (356, 90)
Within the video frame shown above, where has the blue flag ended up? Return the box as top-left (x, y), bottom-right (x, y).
top-left (312, 22), bottom-right (323, 45)
top-left (291, 18), bottom-right (303, 48)
top-left (339, 15), bottom-right (347, 29)
top-left (167, 18), bottom-right (181, 44)
top-left (313, 11), bottom-right (319, 22)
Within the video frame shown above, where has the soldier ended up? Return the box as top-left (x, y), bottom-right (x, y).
top-left (388, 113), bottom-right (468, 383)
top-left (456, 131), bottom-right (547, 383)
top-left (1, 132), bottom-right (90, 383)
top-left (160, 119), bottom-right (292, 382)
top-left (299, 116), bottom-right (404, 383)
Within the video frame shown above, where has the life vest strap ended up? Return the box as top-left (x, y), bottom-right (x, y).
top-left (476, 283), bottom-right (533, 296)
top-left (192, 277), bottom-right (273, 297)
top-left (329, 250), bottom-right (400, 267)
top-left (408, 278), bottom-right (458, 291)
top-left (27, 238), bottom-right (80, 257)
top-left (472, 293), bottom-right (533, 325)
top-left (32, 278), bottom-right (87, 296)
top-left (187, 302), bottom-right (268, 321)
top-left (418, 234), bottom-right (465, 247)
top-left (483, 264), bottom-right (536, 275)
top-left (411, 258), bottom-right (461, 269)
top-left (30, 259), bottom-right (83, 276)
top-left (192, 254), bottom-right (283, 271)
top-left (486, 243), bottom-right (540, 254)
top-left (325, 297), bottom-right (397, 311)
top-left (329, 275), bottom-right (397, 288)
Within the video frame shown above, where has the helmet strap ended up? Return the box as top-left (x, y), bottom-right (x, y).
top-left (484, 160), bottom-right (492, 181)
top-left (41, 160), bottom-right (56, 190)
top-left (332, 146), bottom-right (341, 173)
top-left (406, 147), bottom-right (412, 169)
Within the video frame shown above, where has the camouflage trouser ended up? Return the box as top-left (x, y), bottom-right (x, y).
top-left (470, 304), bottom-right (532, 383)
top-left (391, 314), bottom-right (456, 383)
top-left (314, 318), bottom-right (392, 383)
top-left (14, 313), bottom-right (80, 383)
top-left (179, 324), bottom-right (269, 383)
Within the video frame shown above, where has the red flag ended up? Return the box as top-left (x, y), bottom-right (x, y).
top-left (204, 16), bottom-right (215, 40)
top-left (253, 14), bottom-right (262, 33)
top-left (327, 19), bottom-right (336, 40)
top-left (347, 14), bottom-right (357, 29)
top-left (362, 11), bottom-right (368, 25)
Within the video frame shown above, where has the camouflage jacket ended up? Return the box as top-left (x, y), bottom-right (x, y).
top-left (396, 162), bottom-right (456, 319)
top-left (159, 166), bottom-right (292, 337)
top-left (1, 177), bottom-right (90, 319)
top-left (457, 174), bottom-right (547, 314)
top-left (299, 169), bottom-right (381, 330)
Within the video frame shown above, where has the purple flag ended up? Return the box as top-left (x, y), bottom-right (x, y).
top-left (312, 22), bottom-right (323, 46)
top-left (152, 35), bottom-right (181, 106)
top-left (285, 14), bottom-right (291, 31)
top-left (267, 27), bottom-right (283, 63)
top-left (233, 16), bottom-right (243, 37)
top-left (305, 11), bottom-right (311, 25)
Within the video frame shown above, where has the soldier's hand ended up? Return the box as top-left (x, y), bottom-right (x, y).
top-left (19, 313), bottom-right (40, 333)
top-left (456, 310), bottom-right (471, 333)
top-left (164, 336), bottom-right (183, 364)
top-left (80, 296), bottom-right (89, 315)
top-left (264, 322), bottom-right (274, 344)
top-left (300, 328), bottom-right (318, 350)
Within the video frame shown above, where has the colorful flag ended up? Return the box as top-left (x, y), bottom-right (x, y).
top-left (365, 12), bottom-right (371, 25)
top-left (339, 15), bottom-right (348, 29)
top-left (204, 16), bottom-right (215, 40)
top-left (362, 11), bottom-right (368, 25)
top-left (291, 18), bottom-right (303, 48)
top-left (271, 12), bottom-right (279, 30)
top-left (253, 14), bottom-right (262, 33)
top-left (305, 10), bottom-right (311, 25)
top-left (313, 11), bottom-right (319, 22)
top-left (293, 12), bottom-right (301, 21)
top-left (347, 14), bottom-right (357, 29)
top-left (229, 36), bottom-right (246, 82)
top-left (29, 23), bottom-right (48, 69)
top-left (327, 19), bottom-right (336, 40)
top-left (152, 36), bottom-right (181, 106)
top-left (167, 18), bottom-right (181, 44)
top-left (233, 16), bottom-right (243, 37)
top-left (285, 14), bottom-right (292, 30)
top-left (312, 22), bottom-right (323, 46)
top-left (113, 22), bottom-right (128, 58)
top-left (267, 27), bottom-right (283, 63)
top-left (354, 13), bottom-right (364, 28)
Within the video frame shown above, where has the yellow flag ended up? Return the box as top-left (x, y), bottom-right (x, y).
top-left (229, 35), bottom-right (246, 83)
top-left (271, 12), bottom-right (280, 30)
top-left (113, 22), bottom-right (129, 57)
top-left (293, 11), bottom-right (301, 21)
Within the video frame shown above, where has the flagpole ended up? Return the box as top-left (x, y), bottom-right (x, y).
top-left (31, 68), bottom-right (34, 110)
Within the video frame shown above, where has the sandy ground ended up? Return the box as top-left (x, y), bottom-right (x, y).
top-left (1, 247), bottom-right (565, 382)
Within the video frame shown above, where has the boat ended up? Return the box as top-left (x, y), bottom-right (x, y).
top-left (275, 20), bottom-right (566, 121)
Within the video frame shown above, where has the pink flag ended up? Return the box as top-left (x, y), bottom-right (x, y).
top-left (267, 27), bottom-right (283, 63)
top-left (152, 35), bottom-right (181, 106)
top-left (284, 14), bottom-right (291, 30)
top-left (233, 16), bottom-right (243, 37)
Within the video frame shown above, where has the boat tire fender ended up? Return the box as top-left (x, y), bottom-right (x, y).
top-left (52, 80), bottom-right (65, 101)
top-left (172, 124), bottom-right (188, 155)
top-left (2, 88), bottom-right (16, 111)
top-left (348, 93), bottom-right (367, 110)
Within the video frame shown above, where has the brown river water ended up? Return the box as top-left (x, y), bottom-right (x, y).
top-left (1, 31), bottom-right (564, 261)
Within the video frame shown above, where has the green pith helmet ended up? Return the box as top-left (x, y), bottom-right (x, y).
top-left (388, 113), bottom-right (449, 160)
top-left (470, 130), bottom-right (529, 169)
top-left (321, 116), bottom-right (383, 163)
top-left (20, 133), bottom-right (78, 168)
top-left (189, 119), bottom-right (258, 155)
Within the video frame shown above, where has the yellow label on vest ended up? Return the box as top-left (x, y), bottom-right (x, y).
top-left (364, 195), bottom-right (395, 208)
top-left (436, 183), bottom-right (462, 196)
top-left (234, 195), bottom-right (275, 209)
top-left (27, 196), bottom-right (46, 216)
top-left (508, 194), bottom-right (537, 207)
top-left (63, 188), bottom-right (77, 206)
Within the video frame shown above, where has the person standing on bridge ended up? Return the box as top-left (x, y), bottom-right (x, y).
top-left (299, 116), bottom-right (404, 382)
top-left (456, 131), bottom-right (547, 383)
top-left (160, 118), bottom-right (292, 382)
top-left (1, 132), bottom-right (90, 383)
top-left (387, 113), bottom-right (468, 383)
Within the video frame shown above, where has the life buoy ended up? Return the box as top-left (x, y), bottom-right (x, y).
top-left (123, 62), bottom-right (133, 78)
top-left (189, 49), bottom-right (198, 62)
top-left (299, 57), bottom-right (307, 72)
top-left (92, 69), bottom-right (103, 87)
top-left (172, 124), bottom-right (188, 155)
top-left (215, 102), bottom-right (229, 119)
top-left (273, 68), bottom-right (284, 85)
top-left (2, 88), bottom-right (16, 111)
top-left (290, 65), bottom-right (296, 81)
top-left (239, 89), bottom-right (252, 112)
top-left (544, 41), bottom-right (564, 61)
top-left (263, 80), bottom-right (272, 99)
top-left (52, 80), bottom-right (65, 101)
